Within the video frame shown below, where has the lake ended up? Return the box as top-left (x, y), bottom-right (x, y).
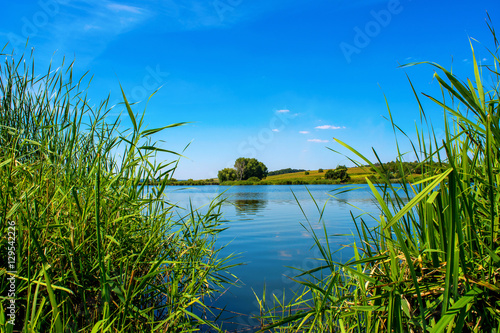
top-left (164, 184), bottom-right (383, 332)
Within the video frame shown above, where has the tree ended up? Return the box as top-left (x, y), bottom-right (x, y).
top-left (268, 168), bottom-right (306, 176)
top-left (234, 158), bottom-right (247, 180)
top-left (325, 169), bottom-right (335, 179)
top-left (234, 157), bottom-right (268, 180)
top-left (218, 168), bottom-right (237, 182)
top-left (325, 165), bottom-right (350, 182)
top-left (243, 158), bottom-right (268, 180)
top-left (217, 158), bottom-right (268, 182)
top-left (318, 168), bottom-right (324, 173)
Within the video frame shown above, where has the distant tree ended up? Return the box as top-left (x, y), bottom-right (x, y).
top-left (218, 168), bottom-right (237, 182)
top-left (305, 171), bottom-right (309, 175)
top-left (218, 158), bottom-right (268, 182)
top-left (243, 158), bottom-right (268, 180)
top-left (234, 158), bottom-right (247, 180)
top-left (325, 165), bottom-right (350, 182)
top-left (318, 168), bottom-right (324, 173)
top-left (268, 168), bottom-right (306, 176)
top-left (234, 157), bottom-right (268, 180)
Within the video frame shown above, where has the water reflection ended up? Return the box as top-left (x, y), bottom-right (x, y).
top-left (226, 191), bottom-right (268, 215)
top-left (230, 199), bottom-right (267, 214)
top-left (164, 184), bottom-right (395, 332)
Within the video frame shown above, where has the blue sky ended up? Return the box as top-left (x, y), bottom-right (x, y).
top-left (1, 0), bottom-right (499, 179)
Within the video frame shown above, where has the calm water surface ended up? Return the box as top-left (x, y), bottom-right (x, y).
top-left (165, 184), bottom-right (383, 331)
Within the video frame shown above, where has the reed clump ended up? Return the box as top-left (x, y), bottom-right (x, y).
top-left (0, 48), bottom-right (235, 332)
top-left (257, 20), bottom-right (500, 332)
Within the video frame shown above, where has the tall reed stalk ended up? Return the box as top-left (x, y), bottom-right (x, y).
top-left (0, 48), bottom-right (236, 332)
top-left (257, 18), bottom-right (500, 332)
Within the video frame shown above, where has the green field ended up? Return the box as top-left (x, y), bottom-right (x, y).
top-left (4, 21), bottom-right (500, 332)
top-left (178, 166), bottom-right (411, 186)
top-left (265, 166), bottom-right (375, 182)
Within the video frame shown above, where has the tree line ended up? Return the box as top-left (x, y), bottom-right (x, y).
top-left (268, 168), bottom-right (306, 176)
top-left (370, 160), bottom-right (425, 178)
top-left (218, 157), bottom-right (268, 182)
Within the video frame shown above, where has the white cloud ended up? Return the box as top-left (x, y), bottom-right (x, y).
top-left (315, 125), bottom-right (344, 130)
top-left (276, 109), bottom-right (290, 113)
top-left (272, 129), bottom-right (279, 132)
top-left (483, 57), bottom-right (487, 61)
top-left (308, 139), bottom-right (328, 143)
top-left (34, 0), bottom-right (152, 67)
top-left (299, 131), bottom-right (309, 134)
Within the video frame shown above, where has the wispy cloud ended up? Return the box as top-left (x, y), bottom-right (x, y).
top-left (272, 129), bottom-right (279, 132)
top-left (308, 139), bottom-right (328, 143)
top-left (315, 125), bottom-right (345, 130)
top-left (299, 131), bottom-right (309, 134)
top-left (30, 0), bottom-right (152, 66)
top-left (276, 109), bottom-right (290, 113)
top-left (107, 3), bottom-right (144, 14)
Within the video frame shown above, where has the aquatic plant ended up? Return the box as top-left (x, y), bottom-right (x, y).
top-left (0, 47), bottom-right (236, 332)
top-left (257, 18), bottom-right (500, 332)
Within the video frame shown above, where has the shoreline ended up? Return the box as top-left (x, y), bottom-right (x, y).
top-left (140, 178), bottom-right (408, 186)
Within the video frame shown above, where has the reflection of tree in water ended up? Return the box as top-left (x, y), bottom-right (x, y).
top-left (232, 199), bottom-right (267, 214)
top-left (228, 192), bottom-right (268, 215)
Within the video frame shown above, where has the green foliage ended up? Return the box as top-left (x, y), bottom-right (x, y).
top-left (0, 49), bottom-right (236, 332)
top-left (304, 171), bottom-right (310, 175)
top-left (234, 157), bottom-right (247, 180)
top-left (256, 21), bottom-right (500, 332)
top-left (371, 160), bottom-right (423, 178)
top-left (247, 176), bottom-right (261, 182)
top-left (318, 168), bottom-right (324, 173)
top-left (268, 168), bottom-right (306, 176)
top-left (243, 158), bottom-right (268, 180)
top-left (325, 165), bottom-right (350, 182)
top-left (218, 167), bottom-right (237, 182)
top-left (226, 157), bottom-right (268, 181)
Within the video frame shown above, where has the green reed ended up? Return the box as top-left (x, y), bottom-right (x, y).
top-left (0, 48), bottom-right (237, 332)
top-left (257, 19), bottom-right (500, 332)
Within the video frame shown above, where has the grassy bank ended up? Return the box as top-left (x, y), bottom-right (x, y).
top-left (256, 22), bottom-right (500, 332)
top-left (0, 49), bottom-right (236, 331)
top-left (161, 166), bottom-right (418, 186)
top-left (3, 21), bottom-right (499, 333)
